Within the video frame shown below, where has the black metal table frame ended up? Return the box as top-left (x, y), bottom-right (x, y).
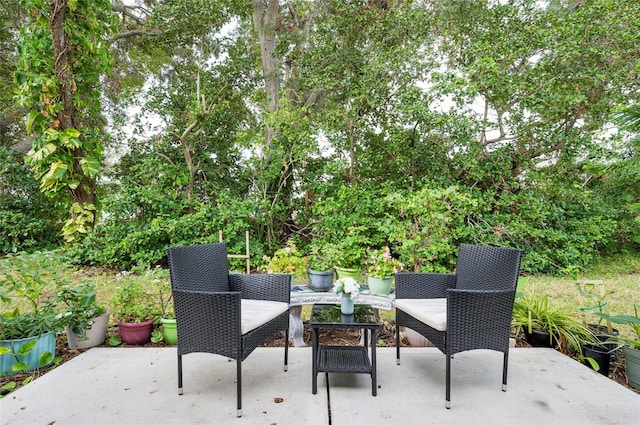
top-left (310, 305), bottom-right (379, 396)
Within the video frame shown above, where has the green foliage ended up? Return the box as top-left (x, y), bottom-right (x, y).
top-left (150, 330), bottom-right (164, 344)
top-left (260, 239), bottom-right (308, 281)
top-left (0, 147), bottom-right (65, 254)
top-left (0, 251), bottom-right (64, 339)
top-left (386, 186), bottom-right (474, 273)
top-left (365, 246), bottom-right (403, 279)
top-left (311, 186), bottom-right (388, 268)
top-left (513, 292), bottom-right (594, 354)
top-left (15, 0), bottom-right (117, 239)
top-left (595, 305), bottom-right (640, 350)
top-left (306, 242), bottom-right (341, 272)
top-left (54, 281), bottom-right (104, 335)
top-left (8, 0), bottom-right (638, 276)
top-left (60, 202), bottom-right (97, 244)
top-left (110, 271), bottom-right (164, 323)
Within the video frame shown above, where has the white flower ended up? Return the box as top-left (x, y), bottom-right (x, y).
top-left (333, 277), bottom-right (360, 299)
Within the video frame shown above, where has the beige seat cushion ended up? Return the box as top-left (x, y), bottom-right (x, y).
top-left (241, 299), bottom-right (289, 335)
top-left (395, 298), bottom-right (447, 331)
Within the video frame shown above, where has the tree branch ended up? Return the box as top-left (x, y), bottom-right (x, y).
top-left (110, 29), bottom-right (162, 42)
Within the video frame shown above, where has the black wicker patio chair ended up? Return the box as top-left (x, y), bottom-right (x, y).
top-left (167, 242), bottom-right (291, 417)
top-left (395, 244), bottom-right (523, 408)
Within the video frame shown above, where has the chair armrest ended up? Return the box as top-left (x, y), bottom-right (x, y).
top-left (446, 288), bottom-right (516, 353)
top-left (229, 273), bottom-right (292, 303)
top-left (395, 272), bottom-right (456, 299)
top-left (172, 289), bottom-right (242, 357)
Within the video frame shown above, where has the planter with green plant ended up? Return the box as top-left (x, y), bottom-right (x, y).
top-left (55, 282), bottom-right (109, 349)
top-left (574, 280), bottom-right (620, 375)
top-left (306, 243), bottom-right (339, 292)
top-left (512, 292), bottom-right (593, 354)
top-left (0, 252), bottom-right (62, 375)
top-left (365, 246), bottom-right (403, 296)
top-left (111, 277), bottom-right (162, 345)
top-left (333, 238), bottom-right (366, 283)
top-left (594, 305), bottom-right (640, 389)
top-left (151, 276), bottom-right (176, 345)
top-left (575, 280), bottom-right (618, 337)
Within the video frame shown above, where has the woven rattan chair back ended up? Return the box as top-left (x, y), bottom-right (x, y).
top-left (168, 242), bottom-right (230, 292)
top-left (454, 244), bottom-right (522, 291)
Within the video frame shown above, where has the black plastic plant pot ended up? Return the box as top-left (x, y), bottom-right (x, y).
top-left (524, 329), bottom-right (556, 348)
top-left (582, 343), bottom-right (611, 376)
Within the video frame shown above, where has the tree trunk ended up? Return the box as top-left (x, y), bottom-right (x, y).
top-left (252, 0), bottom-right (280, 148)
top-left (49, 0), bottom-right (95, 208)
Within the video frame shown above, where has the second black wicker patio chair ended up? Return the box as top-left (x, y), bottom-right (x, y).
top-left (167, 242), bottom-right (291, 417)
top-left (395, 243), bottom-right (523, 408)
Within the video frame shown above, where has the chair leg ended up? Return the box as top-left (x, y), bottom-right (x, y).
top-left (396, 324), bottom-right (401, 365)
top-left (502, 351), bottom-right (509, 392)
top-left (445, 354), bottom-right (451, 409)
top-left (177, 354), bottom-right (183, 395)
top-left (284, 328), bottom-right (289, 372)
top-left (237, 359), bottom-right (242, 417)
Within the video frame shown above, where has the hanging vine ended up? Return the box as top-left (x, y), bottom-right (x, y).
top-left (15, 0), bottom-right (117, 242)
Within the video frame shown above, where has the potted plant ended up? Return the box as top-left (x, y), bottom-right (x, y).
top-left (306, 243), bottom-right (339, 292)
top-left (332, 277), bottom-right (360, 315)
top-left (594, 305), bottom-right (640, 389)
top-left (512, 292), bottom-right (593, 354)
top-left (151, 274), bottom-right (176, 345)
top-left (574, 280), bottom-right (620, 375)
top-left (55, 281), bottom-right (109, 349)
top-left (333, 237), bottom-right (366, 283)
top-left (259, 239), bottom-right (308, 283)
top-left (0, 252), bottom-right (61, 375)
top-left (111, 276), bottom-right (161, 345)
top-left (365, 246), bottom-right (403, 296)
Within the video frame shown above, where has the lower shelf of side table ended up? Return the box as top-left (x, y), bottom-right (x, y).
top-left (317, 345), bottom-right (371, 374)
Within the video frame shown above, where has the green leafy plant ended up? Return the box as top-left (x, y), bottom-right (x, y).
top-left (0, 252), bottom-right (62, 340)
top-left (260, 239), bottom-right (308, 281)
top-left (111, 276), bottom-right (162, 323)
top-left (151, 330), bottom-right (164, 344)
top-left (575, 280), bottom-right (615, 334)
top-left (333, 237), bottom-right (367, 270)
top-left (54, 282), bottom-right (105, 335)
top-left (0, 252), bottom-right (64, 375)
top-left (512, 292), bottom-right (594, 354)
top-left (307, 243), bottom-right (340, 272)
top-left (595, 305), bottom-right (640, 350)
top-left (365, 246), bottom-right (403, 278)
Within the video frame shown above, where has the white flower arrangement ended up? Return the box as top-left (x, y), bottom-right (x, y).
top-left (333, 277), bottom-right (360, 299)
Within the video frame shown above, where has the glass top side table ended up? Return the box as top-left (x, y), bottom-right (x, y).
top-left (310, 304), bottom-right (380, 396)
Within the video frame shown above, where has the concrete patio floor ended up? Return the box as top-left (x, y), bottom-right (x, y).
top-left (1, 346), bottom-right (639, 425)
